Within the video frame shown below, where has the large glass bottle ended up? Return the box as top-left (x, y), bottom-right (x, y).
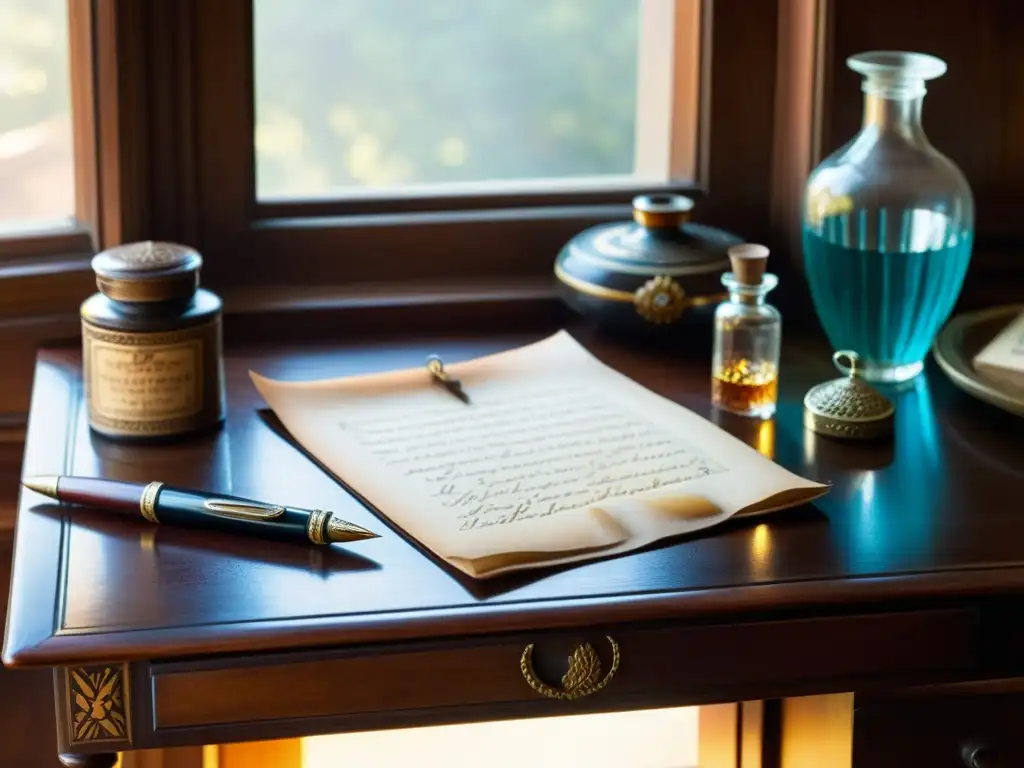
top-left (802, 51), bottom-right (974, 383)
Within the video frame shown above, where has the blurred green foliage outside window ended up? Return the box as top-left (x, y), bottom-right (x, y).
top-left (0, 0), bottom-right (642, 226)
top-left (255, 0), bottom-right (640, 199)
top-left (0, 0), bottom-right (72, 231)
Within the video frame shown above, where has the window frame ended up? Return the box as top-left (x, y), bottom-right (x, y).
top-left (0, 0), bottom-right (800, 419)
top-left (0, 0), bottom-right (157, 312)
top-left (190, 0), bottom-right (785, 293)
top-left (210, 702), bottom-right (751, 768)
top-left (0, 2), bottom-right (96, 271)
top-left (0, 0), bottom-right (173, 421)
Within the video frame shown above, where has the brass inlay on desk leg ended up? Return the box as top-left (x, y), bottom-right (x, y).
top-left (65, 665), bottom-right (131, 746)
top-left (520, 636), bottom-right (620, 700)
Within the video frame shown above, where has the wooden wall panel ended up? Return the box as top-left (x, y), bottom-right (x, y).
top-left (0, 439), bottom-right (23, 531)
top-left (0, 316), bottom-right (79, 419)
top-left (699, 0), bottom-right (780, 244)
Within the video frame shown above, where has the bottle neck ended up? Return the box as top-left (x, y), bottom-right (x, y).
top-left (862, 91), bottom-right (926, 141)
top-left (729, 289), bottom-right (766, 307)
top-left (722, 272), bottom-right (776, 306)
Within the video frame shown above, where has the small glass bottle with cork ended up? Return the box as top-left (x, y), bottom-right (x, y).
top-left (711, 244), bottom-right (781, 419)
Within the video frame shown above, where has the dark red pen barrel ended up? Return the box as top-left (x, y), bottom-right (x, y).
top-left (56, 477), bottom-right (145, 512)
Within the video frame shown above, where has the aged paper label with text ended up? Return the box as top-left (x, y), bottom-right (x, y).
top-left (89, 339), bottom-right (202, 421)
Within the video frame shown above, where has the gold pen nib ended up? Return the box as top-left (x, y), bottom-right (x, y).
top-left (326, 515), bottom-right (379, 543)
top-left (22, 475), bottom-right (59, 499)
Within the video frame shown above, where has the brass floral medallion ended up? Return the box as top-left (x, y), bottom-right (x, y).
top-left (66, 665), bottom-right (129, 744)
top-left (634, 275), bottom-right (686, 324)
top-left (520, 636), bottom-right (620, 701)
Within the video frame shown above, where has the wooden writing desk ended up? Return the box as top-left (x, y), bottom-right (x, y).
top-left (4, 326), bottom-right (1024, 767)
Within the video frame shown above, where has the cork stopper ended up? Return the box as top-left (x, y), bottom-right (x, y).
top-left (728, 243), bottom-right (770, 286)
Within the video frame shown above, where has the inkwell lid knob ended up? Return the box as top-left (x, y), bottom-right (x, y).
top-left (803, 351), bottom-right (895, 440)
top-left (632, 194), bottom-right (694, 229)
top-left (92, 241), bottom-right (203, 303)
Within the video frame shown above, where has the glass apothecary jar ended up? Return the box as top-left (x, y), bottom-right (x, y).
top-left (802, 51), bottom-right (974, 383)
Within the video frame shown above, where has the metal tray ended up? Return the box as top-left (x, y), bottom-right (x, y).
top-left (933, 304), bottom-right (1024, 417)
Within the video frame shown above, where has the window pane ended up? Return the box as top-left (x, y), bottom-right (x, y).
top-left (0, 0), bottom-right (73, 232)
top-left (302, 707), bottom-right (699, 768)
top-left (254, 0), bottom-right (641, 200)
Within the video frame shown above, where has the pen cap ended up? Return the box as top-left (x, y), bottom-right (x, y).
top-left (92, 241), bottom-right (203, 303)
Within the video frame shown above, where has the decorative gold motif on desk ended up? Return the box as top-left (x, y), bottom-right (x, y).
top-left (634, 275), bottom-right (687, 324)
top-left (139, 481), bottom-right (163, 523)
top-left (66, 665), bottom-right (130, 745)
top-left (520, 636), bottom-right (620, 700)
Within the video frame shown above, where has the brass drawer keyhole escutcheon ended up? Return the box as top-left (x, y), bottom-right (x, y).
top-left (520, 636), bottom-right (620, 700)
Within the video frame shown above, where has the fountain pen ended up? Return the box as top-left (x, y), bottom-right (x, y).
top-left (21, 475), bottom-right (379, 546)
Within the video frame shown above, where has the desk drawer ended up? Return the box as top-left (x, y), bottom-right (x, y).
top-left (150, 609), bottom-right (975, 734)
top-left (855, 692), bottom-right (1024, 767)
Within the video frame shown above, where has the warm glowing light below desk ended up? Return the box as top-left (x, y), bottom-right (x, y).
top-left (301, 707), bottom-right (699, 768)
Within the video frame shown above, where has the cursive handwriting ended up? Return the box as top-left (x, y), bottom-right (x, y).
top-left (338, 384), bottom-right (725, 533)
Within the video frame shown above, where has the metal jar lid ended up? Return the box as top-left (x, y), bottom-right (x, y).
top-left (632, 194), bottom-right (695, 229)
top-left (803, 351), bottom-right (895, 440)
top-left (92, 241), bottom-right (202, 303)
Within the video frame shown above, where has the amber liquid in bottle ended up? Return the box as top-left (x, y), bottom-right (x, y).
top-left (712, 360), bottom-right (779, 415)
top-left (712, 245), bottom-right (781, 419)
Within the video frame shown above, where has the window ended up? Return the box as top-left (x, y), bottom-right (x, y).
top-left (212, 707), bottom-right (703, 768)
top-left (194, 0), bottom-right (766, 290)
top-left (254, 0), bottom-right (645, 200)
top-left (0, 0), bottom-right (793, 395)
top-left (302, 707), bottom-right (699, 768)
top-left (0, 0), bottom-right (74, 232)
top-left (0, 0), bottom-right (115, 420)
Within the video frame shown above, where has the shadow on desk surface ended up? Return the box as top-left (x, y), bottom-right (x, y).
top-left (31, 503), bottom-right (383, 578)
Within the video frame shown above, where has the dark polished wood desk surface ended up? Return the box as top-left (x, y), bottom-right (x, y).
top-left (4, 324), bottom-right (1024, 668)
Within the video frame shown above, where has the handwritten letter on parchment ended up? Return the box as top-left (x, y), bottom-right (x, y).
top-left (252, 332), bottom-right (827, 578)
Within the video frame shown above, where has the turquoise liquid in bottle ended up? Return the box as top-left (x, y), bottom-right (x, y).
top-left (802, 52), bottom-right (975, 383)
top-left (803, 215), bottom-right (972, 383)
